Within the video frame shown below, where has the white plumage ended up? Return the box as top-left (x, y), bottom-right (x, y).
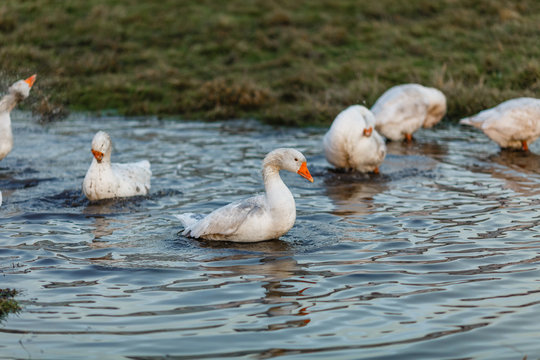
top-left (175, 148), bottom-right (313, 242)
top-left (371, 83), bottom-right (446, 141)
top-left (323, 105), bottom-right (386, 173)
top-left (0, 75), bottom-right (36, 161)
top-left (82, 131), bottom-right (152, 201)
top-left (459, 97), bottom-right (540, 151)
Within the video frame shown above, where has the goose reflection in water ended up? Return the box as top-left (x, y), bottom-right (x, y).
top-left (83, 199), bottom-right (148, 249)
top-left (485, 150), bottom-right (540, 196)
top-left (459, 149), bottom-right (540, 197)
top-left (384, 136), bottom-right (448, 160)
top-left (489, 149), bottom-right (540, 175)
top-left (322, 148), bottom-right (440, 219)
top-left (323, 171), bottom-right (387, 218)
top-left (197, 239), bottom-right (313, 330)
top-left (84, 200), bottom-right (127, 241)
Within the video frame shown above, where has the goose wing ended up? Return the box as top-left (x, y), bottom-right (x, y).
top-left (184, 195), bottom-right (267, 239)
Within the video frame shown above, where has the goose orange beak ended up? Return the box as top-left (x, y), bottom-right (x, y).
top-left (363, 126), bottom-right (373, 137)
top-left (297, 161), bottom-right (313, 183)
top-left (92, 149), bottom-right (104, 163)
top-left (24, 74), bottom-right (37, 88)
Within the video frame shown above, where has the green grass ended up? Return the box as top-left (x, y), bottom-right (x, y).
top-left (0, 288), bottom-right (21, 318)
top-left (1, 0), bottom-right (539, 125)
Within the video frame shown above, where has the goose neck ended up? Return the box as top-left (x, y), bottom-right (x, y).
top-left (0, 93), bottom-right (19, 113)
top-left (262, 164), bottom-right (282, 189)
top-left (262, 162), bottom-right (294, 210)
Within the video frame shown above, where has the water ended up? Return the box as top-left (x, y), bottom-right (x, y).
top-left (1, 113), bottom-right (540, 359)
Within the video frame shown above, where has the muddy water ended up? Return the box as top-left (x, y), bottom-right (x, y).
top-left (1, 113), bottom-right (539, 359)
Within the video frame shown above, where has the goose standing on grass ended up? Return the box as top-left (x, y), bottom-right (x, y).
top-left (459, 97), bottom-right (540, 151)
top-left (0, 75), bottom-right (36, 161)
top-left (83, 131), bottom-right (151, 201)
top-left (175, 148), bottom-right (313, 242)
top-left (371, 84), bottom-right (446, 142)
top-left (323, 105), bottom-right (386, 173)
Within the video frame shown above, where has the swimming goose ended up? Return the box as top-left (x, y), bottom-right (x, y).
top-left (323, 105), bottom-right (386, 173)
top-left (0, 75), bottom-right (36, 160)
top-left (371, 84), bottom-right (446, 141)
top-left (459, 97), bottom-right (540, 151)
top-left (175, 148), bottom-right (313, 242)
top-left (83, 131), bottom-right (151, 201)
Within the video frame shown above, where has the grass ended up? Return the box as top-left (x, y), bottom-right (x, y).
top-left (0, 288), bottom-right (21, 318)
top-left (0, 0), bottom-right (539, 125)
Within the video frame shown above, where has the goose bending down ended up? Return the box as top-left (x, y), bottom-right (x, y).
top-left (371, 84), bottom-right (446, 142)
top-left (83, 131), bottom-right (151, 201)
top-left (459, 97), bottom-right (540, 151)
top-left (0, 75), bottom-right (37, 160)
top-left (323, 105), bottom-right (386, 173)
top-left (175, 148), bottom-right (313, 242)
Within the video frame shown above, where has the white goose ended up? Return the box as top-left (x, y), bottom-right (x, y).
top-left (323, 105), bottom-right (386, 173)
top-left (0, 75), bottom-right (36, 160)
top-left (371, 83), bottom-right (446, 141)
top-left (175, 148), bottom-right (313, 242)
top-left (83, 131), bottom-right (151, 201)
top-left (459, 97), bottom-right (540, 151)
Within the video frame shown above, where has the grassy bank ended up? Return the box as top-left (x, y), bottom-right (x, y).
top-left (1, 0), bottom-right (539, 125)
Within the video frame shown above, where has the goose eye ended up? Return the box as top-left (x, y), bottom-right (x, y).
top-left (294, 158), bottom-right (298, 162)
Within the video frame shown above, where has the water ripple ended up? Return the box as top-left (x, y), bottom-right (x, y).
top-left (1, 116), bottom-right (539, 359)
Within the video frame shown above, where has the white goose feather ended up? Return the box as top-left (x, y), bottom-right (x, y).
top-left (323, 105), bottom-right (386, 173)
top-left (0, 75), bottom-right (36, 161)
top-left (83, 131), bottom-right (151, 201)
top-left (460, 97), bottom-right (540, 150)
top-left (371, 83), bottom-right (446, 141)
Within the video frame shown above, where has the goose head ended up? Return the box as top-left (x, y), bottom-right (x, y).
top-left (357, 105), bottom-right (377, 137)
top-left (263, 148), bottom-right (314, 183)
top-left (90, 131), bottom-right (112, 164)
top-left (8, 74), bottom-right (36, 101)
top-left (424, 88), bottom-right (447, 128)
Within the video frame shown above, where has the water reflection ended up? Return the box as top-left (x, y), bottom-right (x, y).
top-left (82, 200), bottom-right (151, 252)
top-left (198, 240), bottom-right (312, 330)
top-left (324, 172), bottom-right (387, 217)
top-left (489, 150), bottom-right (540, 175)
top-left (385, 139), bottom-right (448, 159)
top-left (3, 116), bottom-right (540, 360)
top-left (83, 200), bottom-right (127, 242)
top-left (475, 150), bottom-right (540, 196)
top-left (322, 150), bottom-right (439, 219)
top-left (89, 216), bottom-right (119, 240)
